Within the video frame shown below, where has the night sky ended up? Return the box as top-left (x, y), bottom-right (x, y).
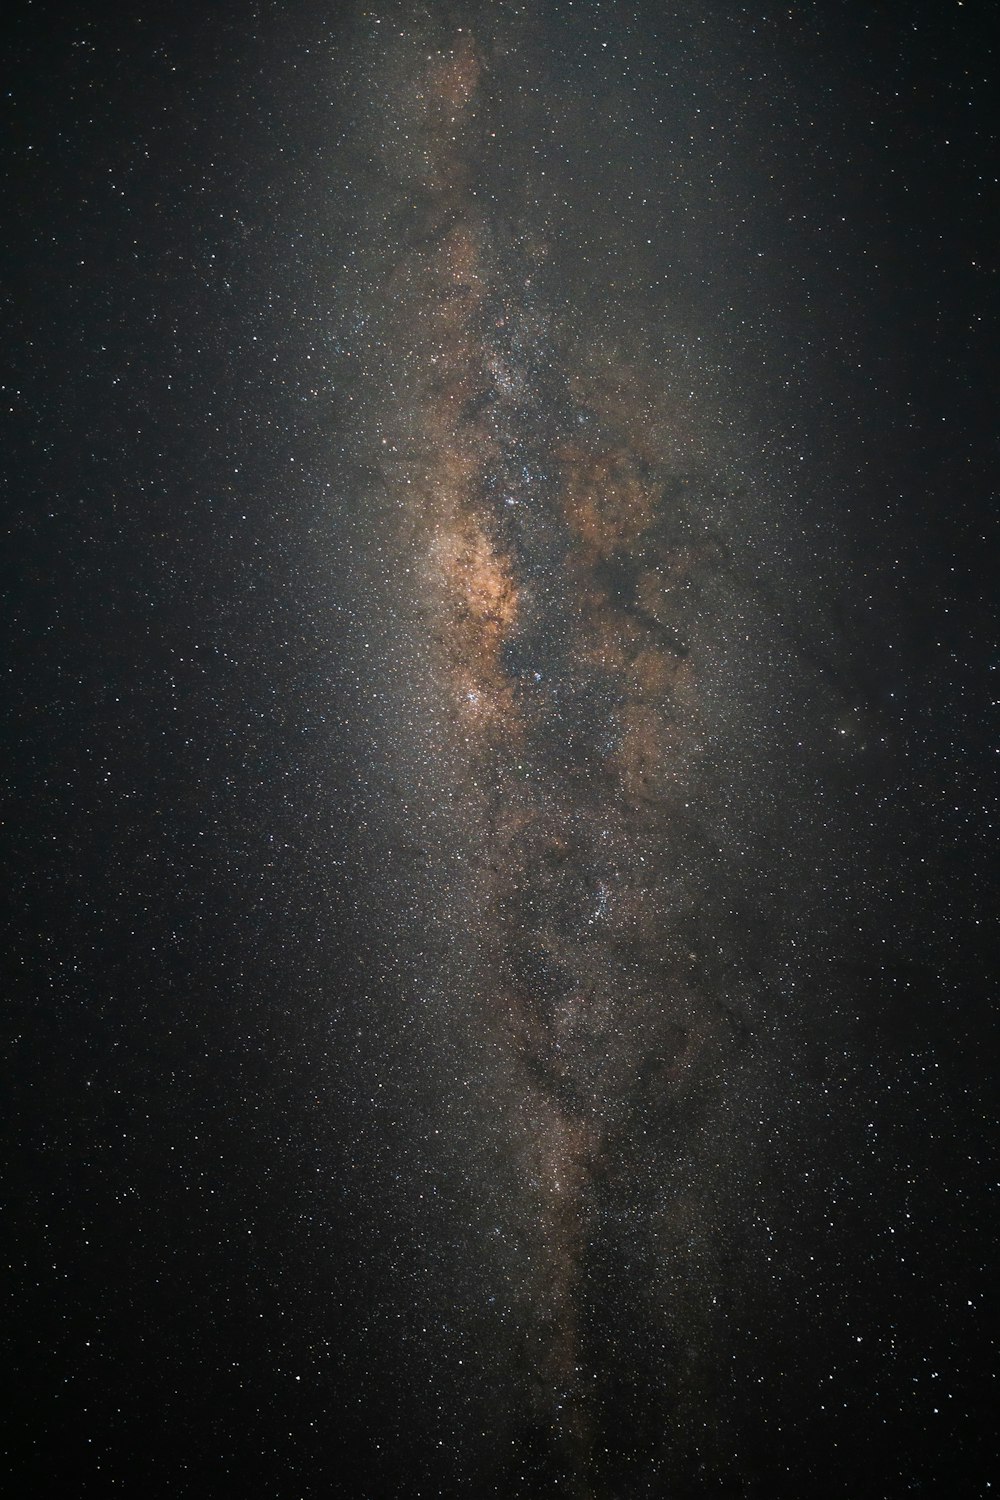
top-left (4, 3), bottom-right (996, 1496)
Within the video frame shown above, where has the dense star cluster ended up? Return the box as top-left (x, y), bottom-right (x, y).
top-left (4, 2), bottom-right (995, 1497)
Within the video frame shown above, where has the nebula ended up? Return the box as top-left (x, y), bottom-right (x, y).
top-left (345, 12), bottom-right (773, 1494)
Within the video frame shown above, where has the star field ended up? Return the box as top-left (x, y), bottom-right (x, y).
top-left (4, 2), bottom-right (996, 1496)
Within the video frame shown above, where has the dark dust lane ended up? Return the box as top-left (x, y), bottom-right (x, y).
top-left (336, 9), bottom-right (870, 1493)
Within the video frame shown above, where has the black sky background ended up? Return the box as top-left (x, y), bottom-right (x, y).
top-left (4, 3), bottom-right (997, 1495)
